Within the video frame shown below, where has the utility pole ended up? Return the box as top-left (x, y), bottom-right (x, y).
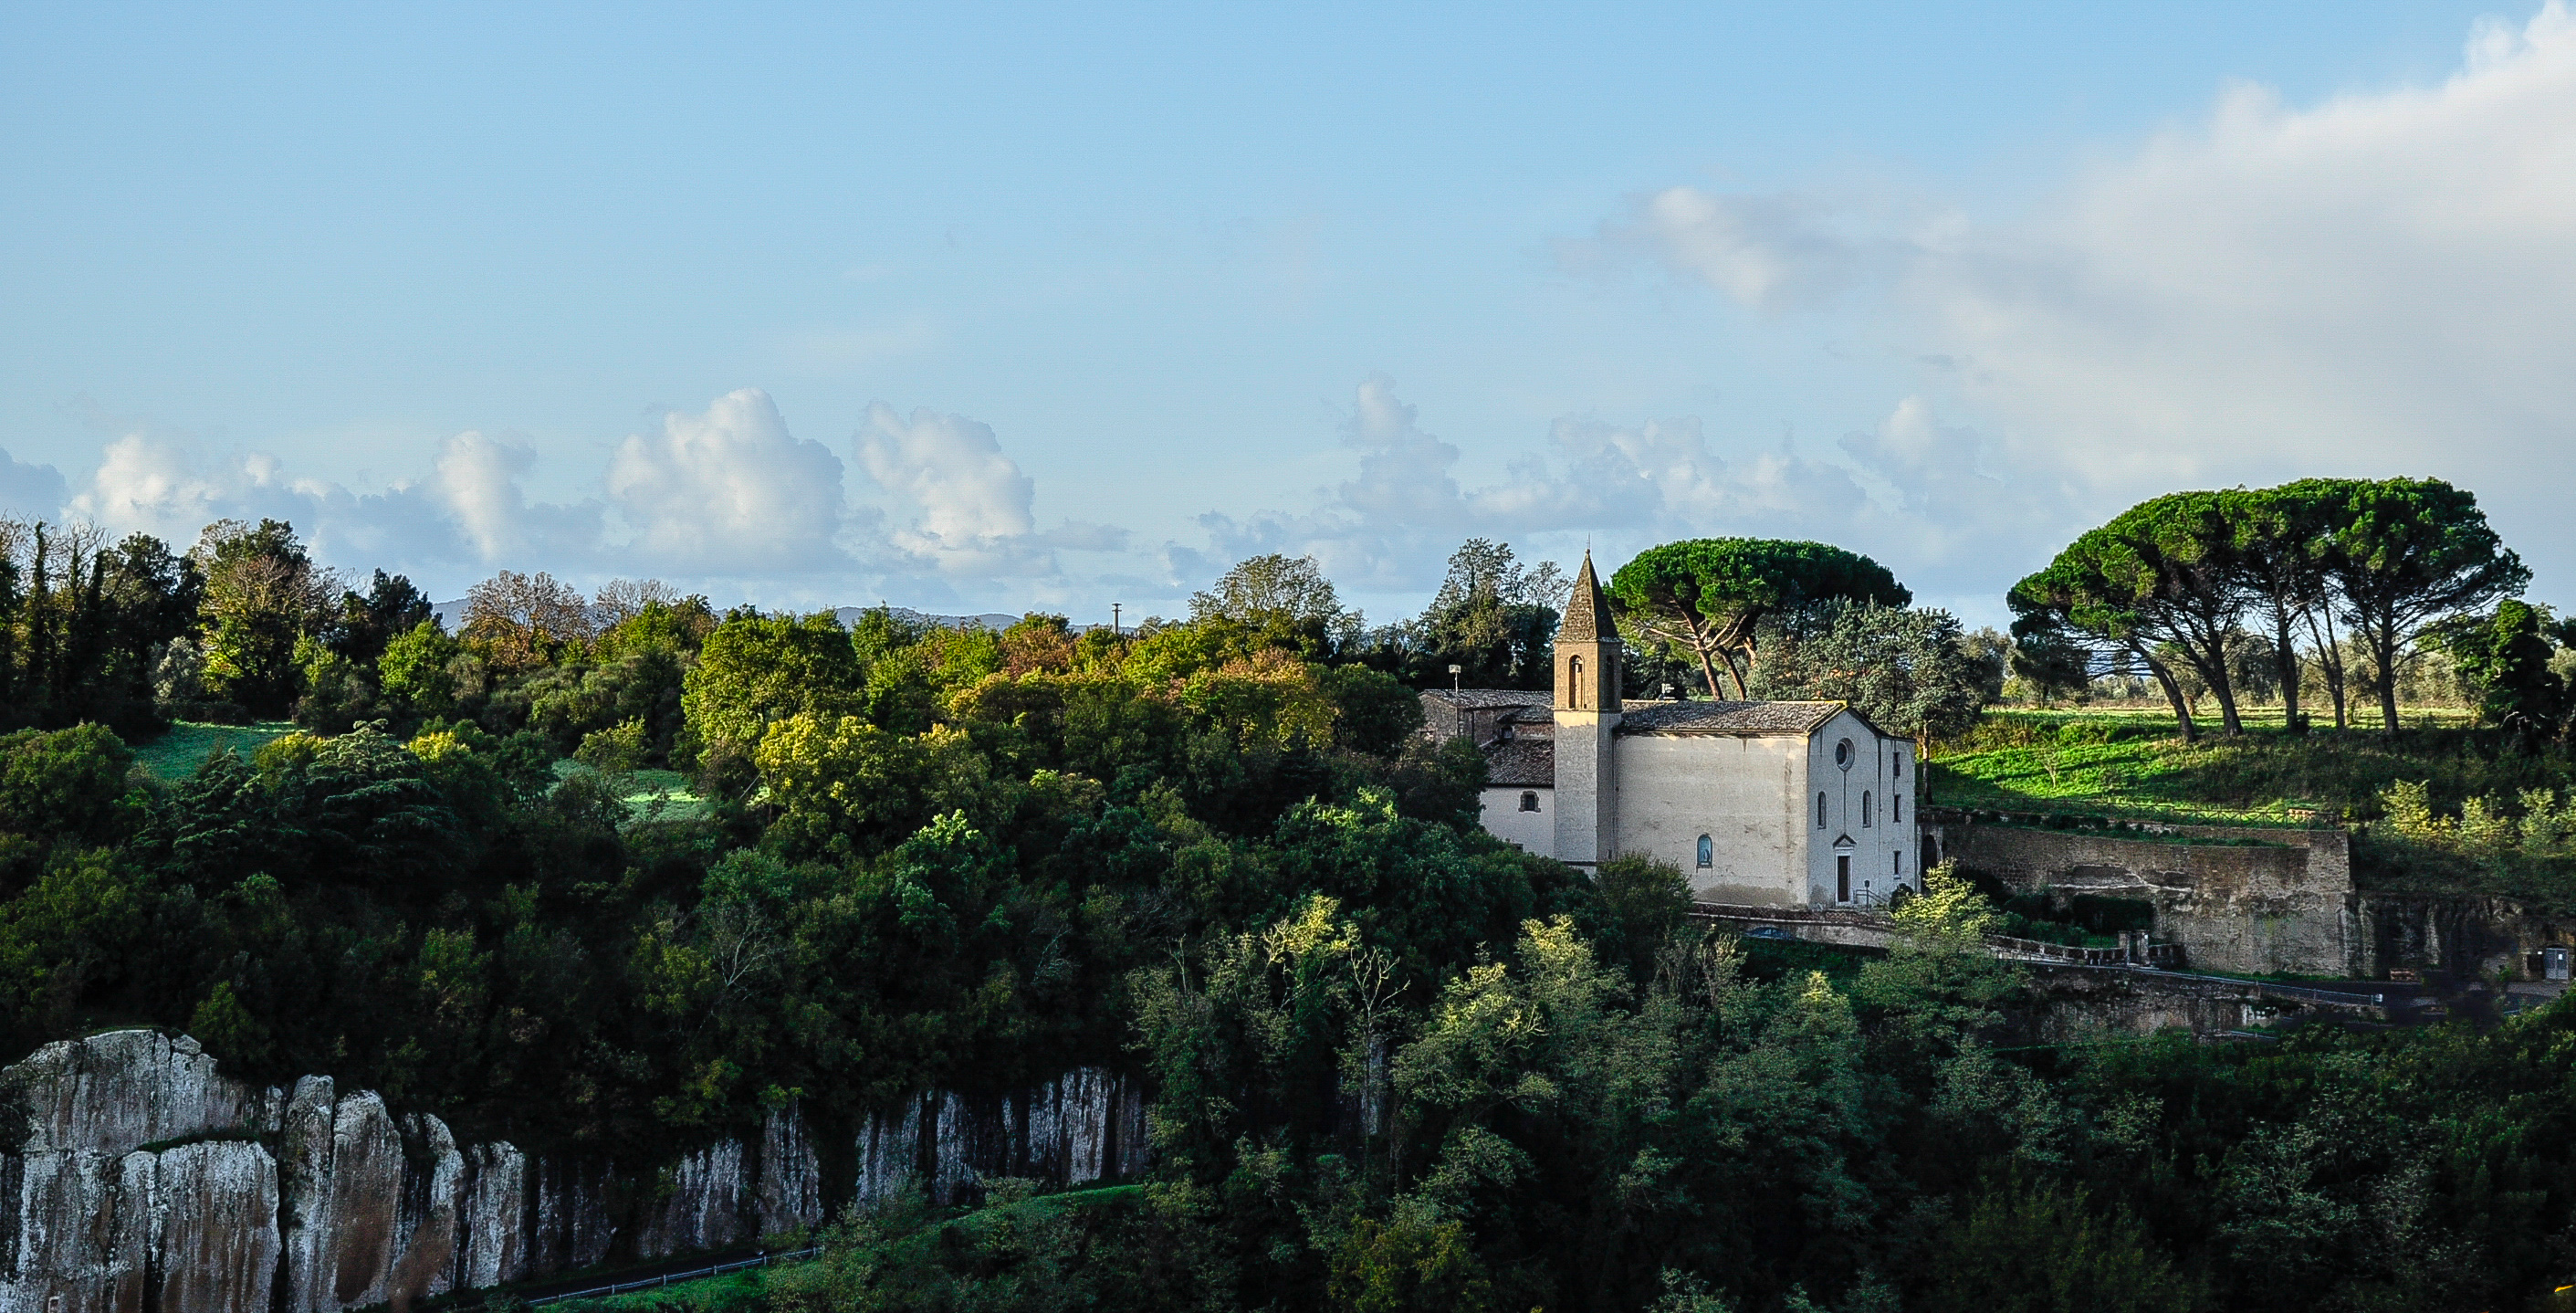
top-left (1112, 603), bottom-right (1122, 637)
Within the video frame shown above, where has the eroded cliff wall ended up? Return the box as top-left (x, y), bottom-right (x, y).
top-left (0, 1031), bottom-right (1146, 1313)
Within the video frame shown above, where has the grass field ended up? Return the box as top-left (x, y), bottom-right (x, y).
top-left (130, 720), bottom-right (296, 780)
top-left (551, 761), bottom-right (712, 822)
top-left (1926, 706), bottom-right (2563, 826)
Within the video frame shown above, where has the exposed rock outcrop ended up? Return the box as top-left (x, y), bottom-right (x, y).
top-left (0, 1032), bottom-right (1147, 1312)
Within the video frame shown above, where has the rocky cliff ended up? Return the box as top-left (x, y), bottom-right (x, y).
top-left (0, 1031), bottom-right (1147, 1312)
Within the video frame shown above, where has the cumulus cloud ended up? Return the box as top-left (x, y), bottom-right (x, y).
top-left (1607, 3), bottom-right (2576, 584)
top-left (853, 402), bottom-right (1126, 579)
top-left (1199, 376), bottom-right (2000, 597)
top-left (605, 388), bottom-right (848, 573)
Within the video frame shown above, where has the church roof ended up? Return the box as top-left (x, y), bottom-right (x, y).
top-left (1618, 699), bottom-right (1848, 736)
top-left (1420, 688), bottom-right (1553, 710)
top-left (1558, 551), bottom-right (1615, 643)
top-left (1484, 738), bottom-right (1555, 787)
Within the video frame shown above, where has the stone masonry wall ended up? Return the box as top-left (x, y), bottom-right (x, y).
top-left (1932, 816), bottom-right (2356, 975)
top-left (0, 1031), bottom-right (1148, 1313)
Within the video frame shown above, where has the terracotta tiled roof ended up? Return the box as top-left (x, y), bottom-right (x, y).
top-left (1618, 699), bottom-right (1846, 735)
top-left (1483, 738), bottom-right (1555, 787)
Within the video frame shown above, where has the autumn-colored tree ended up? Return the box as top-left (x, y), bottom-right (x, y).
top-left (459, 570), bottom-right (593, 676)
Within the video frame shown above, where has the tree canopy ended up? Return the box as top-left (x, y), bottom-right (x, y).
top-left (1607, 540), bottom-right (1910, 699)
top-left (2015, 477), bottom-right (2529, 736)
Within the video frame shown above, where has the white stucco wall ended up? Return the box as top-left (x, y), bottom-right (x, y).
top-left (1613, 733), bottom-right (1806, 905)
top-left (1804, 712), bottom-right (1918, 907)
top-left (1479, 786), bottom-right (1553, 853)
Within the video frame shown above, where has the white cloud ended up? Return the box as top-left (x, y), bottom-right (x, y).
top-left (17, 388), bottom-right (1154, 611)
top-left (605, 388), bottom-right (849, 573)
top-left (852, 402), bottom-right (1125, 580)
top-left (1199, 376), bottom-right (1991, 597)
top-left (1610, 2), bottom-right (2576, 587)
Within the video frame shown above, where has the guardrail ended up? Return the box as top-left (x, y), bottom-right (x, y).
top-left (1986, 934), bottom-right (2183, 968)
top-left (528, 1245), bottom-right (822, 1307)
top-left (1690, 903), bottom-right (2183, 969)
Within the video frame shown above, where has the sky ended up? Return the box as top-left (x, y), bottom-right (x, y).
top-left (5, 2), bottom-right (2571, 629)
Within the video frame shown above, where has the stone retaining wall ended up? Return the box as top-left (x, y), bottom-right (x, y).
top-left (1929, 814), bottom-right (2357, 975)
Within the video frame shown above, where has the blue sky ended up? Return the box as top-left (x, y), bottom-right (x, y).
top-left (6, 2), bottom-right (2571, 628)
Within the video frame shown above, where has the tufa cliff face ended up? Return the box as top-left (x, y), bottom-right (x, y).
top-left (0, 1031), bottom-right (1146, 1313)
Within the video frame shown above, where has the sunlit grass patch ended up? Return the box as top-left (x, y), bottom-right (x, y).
top-left (131, 720), bottom-right (296, 780)
top-left (1929, 707), bottom-right (2554, 828)
top-left (552, 759), bottom-right (710, 822)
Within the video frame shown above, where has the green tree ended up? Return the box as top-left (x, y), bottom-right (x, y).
top-left (192, 519), bottom-right (335, 717)
top-left (753, 716), bottom-right (994, 860)
top-left (1319, 665), bottom-right (1425, 756)
top-left (2220, 483), bottom-right (2340, 729)
top-left (1191, 553), bottom-right (1359, 656)
top-left (0, 724), bottom-right (142, 851)
top-left (1923, 1179), bottom-right (2194, 1313)
top-left (328, 570), bottom-right (434, 667)
top-left (1751, 602), bottom-right (1988, 742)
top-left (679, 612), bottom-right (867, 765)
top-left (2314, 477), bottom-right (2528, 732)
top-left (1407, 539), bottom-right (1566, 688)
top-left (1593, 853), bottom-right (1691, 982)
top-left (1608, 540), bottom-right (1909, 699)
top-left (377, 620), bottom-right (464, 719)
top-left (2022, 493), bottom-right (2255, 736)
top-left (2011, 545), bottom-right (2202, 740)
top-left (2432, 599), bottom-right (2565, 744)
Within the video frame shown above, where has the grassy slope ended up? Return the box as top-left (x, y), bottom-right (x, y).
top-left (131, 721), bottom-right (297, 781)
top-left (1928, 709), bottom-right (2569, 825)
top-left (1930, 708), bottom-right (2576, 903)
top-left (551, 760), bottom-right (712, 822)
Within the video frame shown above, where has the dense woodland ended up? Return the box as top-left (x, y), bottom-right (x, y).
top-left (5, 498), bottom-right (2576, 1311)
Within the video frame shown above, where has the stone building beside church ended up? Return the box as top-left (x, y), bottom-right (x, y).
top-left (1423, 553), bottom-right (1922, 908)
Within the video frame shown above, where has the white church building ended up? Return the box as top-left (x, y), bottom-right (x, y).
top-left (1423, 553), bottom-right (1922, 909)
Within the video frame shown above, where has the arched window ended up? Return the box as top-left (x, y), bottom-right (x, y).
top-left (1696, 835), bottom-right (1713, 868)
top-left (1816, 792), bottom-right (1827, 828)
top-left (1892, 752), bottom-right (1903, 778)
top-left (1892, 794), bottom-right (1902, 824)
top-left (1567, 656), bottom-right (1584, 708)
top-left (1893, 849), bottom-right (1903, 875)
top-left (1861, 792), bottom-right (1872, 827)
top-left (1518, 791), bottom-right (1540, 813)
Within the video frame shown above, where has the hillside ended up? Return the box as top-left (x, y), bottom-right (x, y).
top-left (1929, 709), bottom-right (2576, 903)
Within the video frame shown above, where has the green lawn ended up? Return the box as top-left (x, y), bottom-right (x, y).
top-left (131, 720), bottom-right (297, 781)
top-left (1928, 708), bottom-right (2569, 827)
top-left (552, 760), bottom-right (712, 822)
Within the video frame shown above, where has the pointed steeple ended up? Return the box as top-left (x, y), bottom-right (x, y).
top-left (1559, 551), bottom-right (1614, 643)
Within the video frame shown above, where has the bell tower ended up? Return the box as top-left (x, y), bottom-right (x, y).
top-left (1552, 551), bottom-right (1621, 867)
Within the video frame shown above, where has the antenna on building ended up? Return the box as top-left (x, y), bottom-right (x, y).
top-left (1449, 663), bottom-right (1463, 692)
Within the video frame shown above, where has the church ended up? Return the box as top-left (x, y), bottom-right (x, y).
top-left (1422, 553), bottom-right (1922, 909)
